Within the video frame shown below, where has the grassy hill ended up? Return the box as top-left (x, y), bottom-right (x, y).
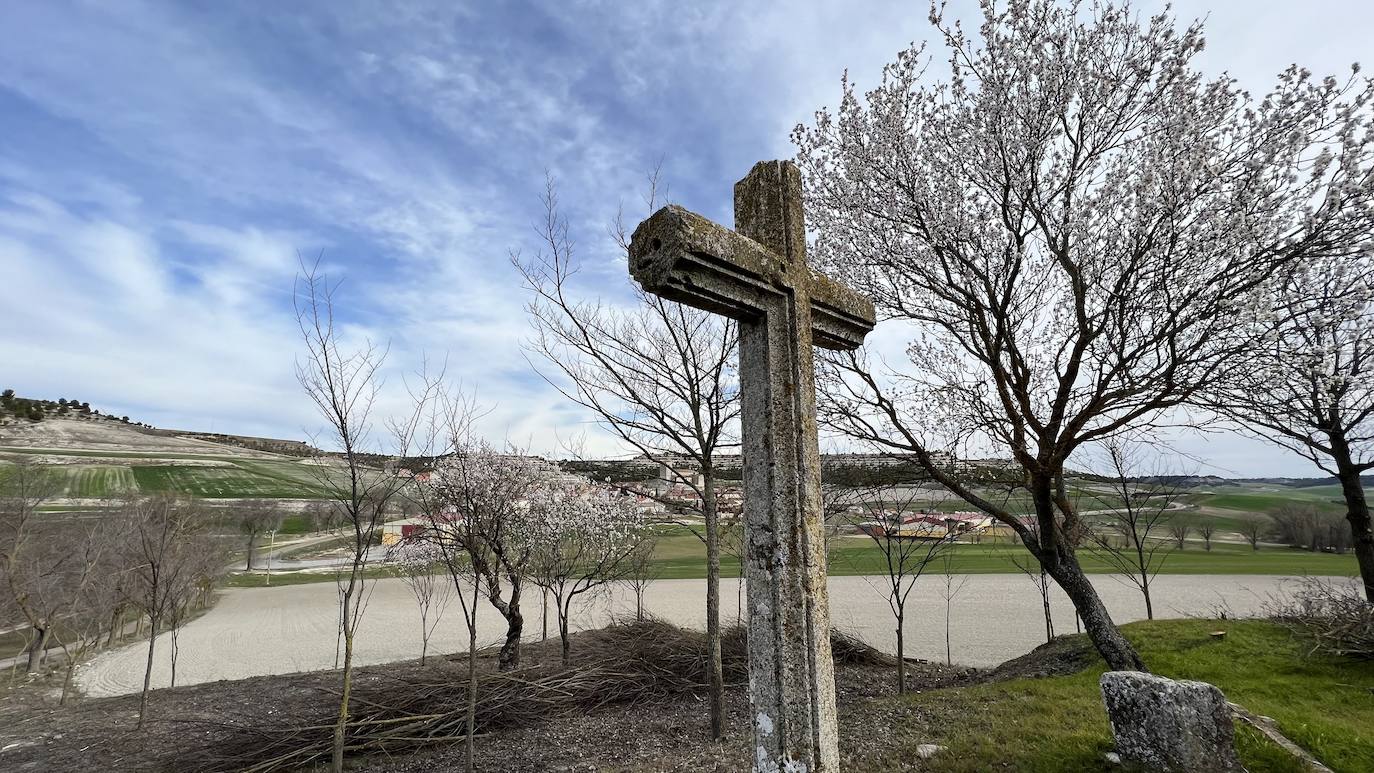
top-left (0, 413), bottom-right (330, 501)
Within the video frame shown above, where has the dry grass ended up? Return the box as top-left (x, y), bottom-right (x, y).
top-left (186, 618), bottom-right (897, 771)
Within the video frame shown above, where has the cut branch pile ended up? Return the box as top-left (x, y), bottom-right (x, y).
top-left (181, 619), bottom-right (892, 771)
top-left (1268, 577), bottom-right (1374, 660)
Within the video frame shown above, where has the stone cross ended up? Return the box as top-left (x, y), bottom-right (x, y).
top-left (629, 160), bottom-right (875, 772)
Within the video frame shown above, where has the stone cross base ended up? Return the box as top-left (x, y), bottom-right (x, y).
top-left (1100, 671), bottom-right (1242, 772)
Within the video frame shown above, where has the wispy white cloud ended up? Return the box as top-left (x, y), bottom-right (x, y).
top-left (0, 0), bottom-right (1368, 473)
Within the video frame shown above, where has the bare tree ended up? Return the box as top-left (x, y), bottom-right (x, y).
top-left (387, 538), bottom-right (452, 665)
top-left (844, 484), bottom-right (957, 693)
top-left (1241, 519), bottom-right (1264, 551)
top-left (798, 0), bottom-right (1374, 672)
top-left (514, 171), bottom-right (739, 737)
top-left (527, 484), bottom-right (646, 663)
top-left (294, 261), bottom-right (440, 773)
top-left (1009, 543), bottom-right (1056, 644)
top-left (119, 495), bottom-right (213, 728)
top-left (1206, 253), bottom-right (1374, 600)
top-left (235, 500), bottom-right (284, 571)
top-left (1084, 443), bottom-right (1184, 620)
top-left (623, 531), bottom-right (661, 622)
top-left (1273, 504), bottom-right (1319, 551)
top-left (1199, 520), bottom-right (1217, 552)
top-left (938, 551), bottom-right (969, 666)
top-left (1, 500), bottom-right (126, 704)
top-left (1169, 523), bottom-right (1191, 550)
top-left (165, 534), bottom-right (225, 689)
top-left (50, 517), bottom-right (126, 704)
top-left (0, 460), bottom-right (62, 673)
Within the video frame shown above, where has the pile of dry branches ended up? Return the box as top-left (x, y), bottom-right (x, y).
top-left (1268, 578), bottom-right (1374, 660)
top-left (186, 619), bottom-right (892, 771)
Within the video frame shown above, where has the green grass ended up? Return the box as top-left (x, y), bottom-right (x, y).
top-left (222, 565), bottom-right (395, 588)
top-left (855, 619), bottom-right (1374, 772)
top-left (232, 459), bottom-right (331, 487)
top-left (130, 465), bottom-right (325, 499)
top-left (278, 514), bottom-right (316, 534)
top-left (241, 535), bottom-right (1361, 587)
top-left (46, 465), bottom-right (138, 497)
top-left (645, 536), bottom-right (1362, 580)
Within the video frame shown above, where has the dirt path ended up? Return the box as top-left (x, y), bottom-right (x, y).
top-left (76, 573), bottom-right (1326, 697)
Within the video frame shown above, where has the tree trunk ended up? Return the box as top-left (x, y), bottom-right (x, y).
top-left (1040, 573), bottom-right (1054, 643)
top-left (246, 532), bottom-right (257, 571)
top-left (702, 469), bottom-right (725, 741)
top-left (541, 586), bottom-right (549, 642)
top-left (25, 625), bottom-right (48, 674)
top-left (1044, 547), bottom-right (1146, 671)
top-left (635, 585), bottom-right (644, 622)
top-left (332, 627), bottom-right (354, 773)
top-left (1031, 474), bottom-right (1146, 672)
top-left (1333, 454), bottom-right (1374, 602)
top-left (332, 557), bottom-right (361, 773)
top-left (497, 578), bottom-right (523, 671)
top-left (61, 656), bottom-right (75, 705)
top-left (939, 595), bottom-right (950, 667)
top-left (419, 603), bottom-right (430, 665)
top-left (106, 607), bottom-right (122, 647)
top-left (895, 610), bottom-right (906, 695)
top-left (1142, 577), bottom-right (1154, 621)
top-left (138, 616), bottom-right (159, 729)
top-left (559, 601), bottom-right (572, 665)
top-left (1135, 543), bottom-right (1155, 621)
top-left (465, 573), bottom-right (480, 773)
top-left (170, 625), bottom-right (180, 689)
top-left (736, 572), bottom-right (744, 626)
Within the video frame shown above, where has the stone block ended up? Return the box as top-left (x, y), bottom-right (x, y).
top-left (1099, 671), bottom-right (1241, 772)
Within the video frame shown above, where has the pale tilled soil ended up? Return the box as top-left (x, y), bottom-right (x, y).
top-left (0, 417), bottom-right (278, 457)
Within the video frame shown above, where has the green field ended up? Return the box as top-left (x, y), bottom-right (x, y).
top-left (13, 457), bottom-right (335, 500)
top-left (47, 465), bottom-right (138, 498)
top-left (129, 464), bottom-right (328, 499)
top-left (643, 535), bottom-right (1361, 580)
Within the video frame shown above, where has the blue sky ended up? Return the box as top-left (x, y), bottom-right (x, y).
top-left (1, 1), bottom-right (1369, 475)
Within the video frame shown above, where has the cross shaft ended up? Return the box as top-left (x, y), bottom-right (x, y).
top-left (630, 161), bottom-right (875, 773)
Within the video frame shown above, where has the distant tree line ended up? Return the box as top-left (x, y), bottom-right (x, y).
top-left (0, 389), bottom-right (129, 424)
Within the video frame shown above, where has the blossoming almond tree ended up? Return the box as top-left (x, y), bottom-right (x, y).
top-left (795, 0), bottom-right (1374, 670)
top-left (431, 441), bottom-right (552, 672)
top-left (527, 482), bottom-right (648, 663)
top-left (1208, 254), bottom-right (1374, 600)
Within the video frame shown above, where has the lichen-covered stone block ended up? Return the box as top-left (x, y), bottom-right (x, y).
top-left (1100, 671), bottom-right (1242, 772)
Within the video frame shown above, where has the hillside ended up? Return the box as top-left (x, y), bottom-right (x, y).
top-left (0, 411), bottom-right (330, 502)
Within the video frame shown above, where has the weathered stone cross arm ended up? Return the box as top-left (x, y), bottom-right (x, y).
top-left (629, 204), bottom-right (876, 350)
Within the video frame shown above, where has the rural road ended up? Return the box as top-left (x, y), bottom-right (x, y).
top-left (76, 573), bottom-right (1333, 697)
